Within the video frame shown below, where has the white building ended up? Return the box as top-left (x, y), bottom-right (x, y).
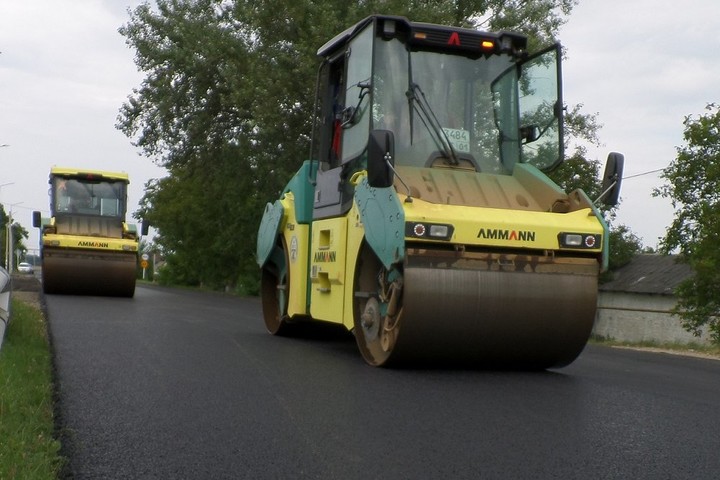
top-left (593, 254), bottom-right (713, 346)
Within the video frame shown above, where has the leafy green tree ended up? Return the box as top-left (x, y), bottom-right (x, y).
top-left (119, 0), bottom-right (266, 291)
top-left (0, 205), bottom-right (28, 270)
top-left (655, 103), bottom-right (720, 341)
top-left (607, 225), bottom-right (642, 270)
top-left (599, 225), bottom-right (642, 283)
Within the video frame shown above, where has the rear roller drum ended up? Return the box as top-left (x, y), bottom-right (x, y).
top-left (261, 237), bottom-right (291, 335)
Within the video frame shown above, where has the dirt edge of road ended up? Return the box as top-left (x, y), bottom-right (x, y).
top-left (609, 345), bottom-right (720, 361)
top-left (11, 274), bottom-right (43, 310)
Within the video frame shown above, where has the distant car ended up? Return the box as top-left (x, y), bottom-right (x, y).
top-left (17, 262), bottom-right (34, 274)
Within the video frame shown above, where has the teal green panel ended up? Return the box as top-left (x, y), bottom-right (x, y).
top-left (256, 200), bottom-right (284, 268)
top-left (573, 188), bottom-right (610, 272)
top-left (591, 198), bottom-right (610, 273)
top-left (283, 160), bottom-right (317, 225)
top-left (354, 177), bottom-right (405, 269)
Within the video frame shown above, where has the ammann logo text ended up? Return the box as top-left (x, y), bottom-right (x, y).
top-left (477, 229), bottom-right (535, 242)
top-left (314, 251), bottom-right (336, 263)
top-left (78, 241), bottom-right (109, 248)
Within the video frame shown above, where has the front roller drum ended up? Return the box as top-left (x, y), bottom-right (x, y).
top-left (42, 248), bottom-right (137, 297)
top-left (354, 248), bottom-right (599, 369)
top-left (396, 265), bottom-right (597, 368)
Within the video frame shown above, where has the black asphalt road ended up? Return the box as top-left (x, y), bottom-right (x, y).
top-left (47, 285), bottom-right (720, 479)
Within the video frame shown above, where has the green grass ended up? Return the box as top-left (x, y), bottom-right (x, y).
top-left (0, 299), bottom-right (64, 479)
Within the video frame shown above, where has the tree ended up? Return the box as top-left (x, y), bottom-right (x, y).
top-left (119, 0), bottom-right (270, 291)
top-left (120, 0), bottom-right (621, 291)
top-left (599, 225), bottom-right (642, 283)
top-left (655, 103), bottom-right (720, 341)
top-left (0, 205), bottom-right (28, 270)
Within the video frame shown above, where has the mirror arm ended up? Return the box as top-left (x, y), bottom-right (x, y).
top-left (385, 154), bottom-right (412, 203)
top-left (593, 177), bottom-right (617, 205)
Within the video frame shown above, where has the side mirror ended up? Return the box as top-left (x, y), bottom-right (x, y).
top-left (141, 220), bottom-right (150, 236)
top-left (32, 211), bottom-right (42, 228)
top-left (599, 152), bottom-right (624, 207)
top-left (367, 129), bottom-right (395, 188)
top-left (520, 125), bottom-right (540, 144)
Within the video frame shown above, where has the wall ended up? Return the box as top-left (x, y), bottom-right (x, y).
top-left (594, 291), bottom-right (712, 346)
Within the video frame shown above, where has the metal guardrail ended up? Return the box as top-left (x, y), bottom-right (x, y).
top-left (0, 267), bottom-right (11, 352)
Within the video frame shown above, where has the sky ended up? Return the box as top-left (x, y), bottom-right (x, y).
top-left (1, 0), bottom-right (718, 254)
top-left (560, 0), bottom-right (720, 249)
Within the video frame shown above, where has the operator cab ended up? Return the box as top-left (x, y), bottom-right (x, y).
top-left (51, 175), bottom-right (128, 218)
top-left (311, 15), bottom-right (564, 218)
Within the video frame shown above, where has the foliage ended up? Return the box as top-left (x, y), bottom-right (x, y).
top-left (119, 0), bottom-right (629, 291)
top-left (550, 150), bottom-right (602, 200)
top-left (598, 225), bottom-right (642, 283)
top-left (0, 204), bottom-right (29, 270)
top-left (607, 225), bottom-right (642, 271)
top-left (119, 1), bottom-right (268, 290)
top-left (655, 103), bottom-right (720, 341)
top-left (0, 300), bottom-right (65, 478)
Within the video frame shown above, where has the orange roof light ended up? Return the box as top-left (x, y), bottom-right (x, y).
top-left (481, 40), bottom-right (495, 50)
top-left (414, 32), bottom-right (427, 40)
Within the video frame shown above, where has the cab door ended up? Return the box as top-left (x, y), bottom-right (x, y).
top-left (309, 23), bottom-right (374, 323)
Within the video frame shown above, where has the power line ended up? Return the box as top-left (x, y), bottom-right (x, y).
top-left (623, 168), bottom-right (665, 180)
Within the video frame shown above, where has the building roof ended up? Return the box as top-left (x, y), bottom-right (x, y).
top-left (600, 254), bottom-right (693, 295)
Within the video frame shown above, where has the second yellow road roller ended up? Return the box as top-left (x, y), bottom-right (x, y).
top-left (256, 15), bottom-right (624, 368)
top-left (33, 167), bottom-right (144, 297)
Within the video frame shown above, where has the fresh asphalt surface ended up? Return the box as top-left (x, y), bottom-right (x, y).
top-left (46, 285), bottom-right (720, 479)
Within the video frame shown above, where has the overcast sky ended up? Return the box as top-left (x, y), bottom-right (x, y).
top-left (560, 0), bottom-right (720, 249)
top-left (1, 0), bottom-right (718, 253)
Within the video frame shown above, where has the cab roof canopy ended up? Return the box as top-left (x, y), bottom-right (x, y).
top-left (317, 14), bottom-right (528, 59)
top-left (49, 166), bottom-right (129, 183)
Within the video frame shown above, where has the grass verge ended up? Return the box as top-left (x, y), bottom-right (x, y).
top-left (0, 299), bottom-right (64, 479)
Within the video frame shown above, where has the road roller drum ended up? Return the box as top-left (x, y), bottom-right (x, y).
top-left (354, 249), bottom-right (599, 368)
top-left (41, 248), bottom-right (138, 297)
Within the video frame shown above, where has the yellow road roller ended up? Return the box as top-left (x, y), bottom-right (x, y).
top-left (257, 15), bottom-right (623, 368)
top-left (33, 167), bottom-right (142, 297)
